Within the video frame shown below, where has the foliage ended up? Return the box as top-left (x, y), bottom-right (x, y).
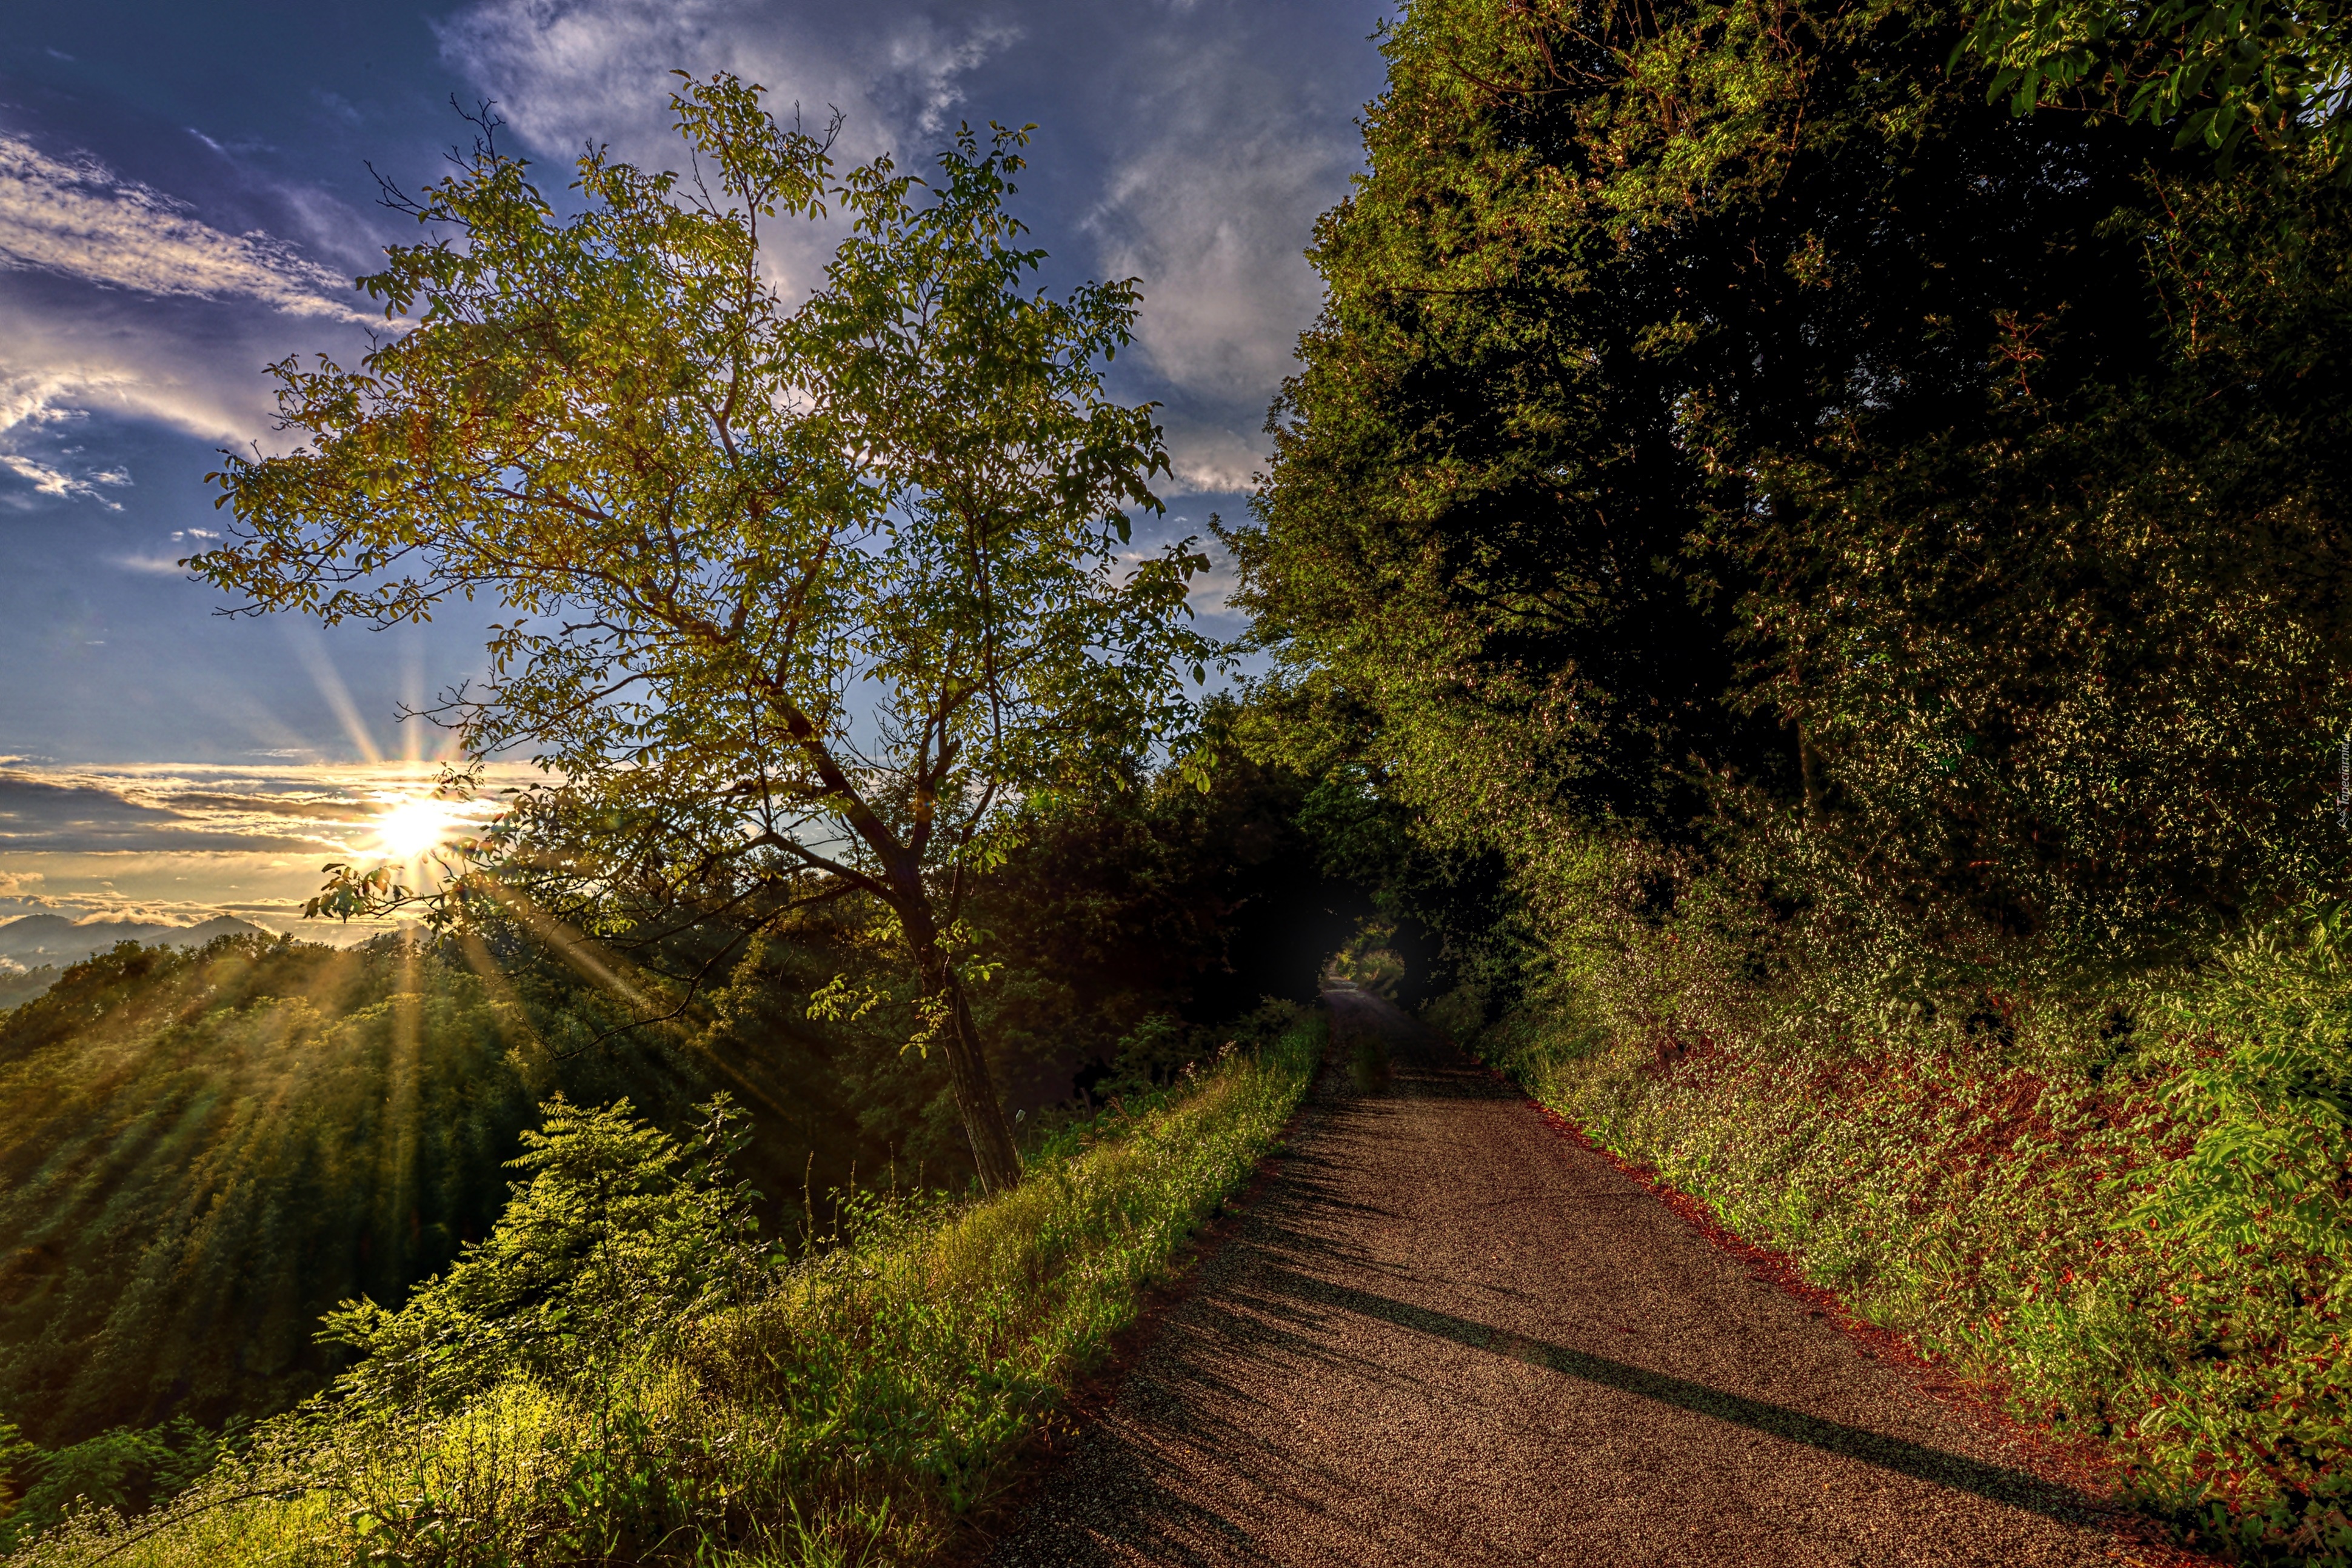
top-left (1254, 2), bottom-right (2352, 1560)
top-left (1738, 147), bottom-right (2352, 959)
top-left (196, 73), bottom-right (1214, 1192)
top-left (1327, 921), bottom-right (1406, 998)
top-left (1235, 0), bottom-right (2352, 969)
top-left (0, 1421), bottom-right (236, 1555)
top-left (1960, 0), bottom-right (2352, 168)
top-left (1446, 866), bottom-right (2352, 1561)
top-left (0, 936), bottom-right (553, 1449)
top-left (318, 1096), bottom-right (775, 1418)
top-left (12, 1010), bottom-right (1326, 1568)
top-left (0, 930), bottom-right (861, 1454)
top-left (0, 730), bottom-right (1348, 1482)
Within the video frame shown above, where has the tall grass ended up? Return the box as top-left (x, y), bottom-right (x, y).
top-left (17, 1009), bottom-right (1326, 1568)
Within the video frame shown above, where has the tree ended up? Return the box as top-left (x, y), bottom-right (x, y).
top-left (1239, 0), bottom-right (2352, 986)
top-left (1960, 0), bottom-right (2352, 170)
top-left (195, 75), bottom-right (1212, 1193)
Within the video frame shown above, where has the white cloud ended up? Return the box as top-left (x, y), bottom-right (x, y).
top-left (1086, 38), bottom-right (1357, 412)
top-left (0, 451), bottom-right (124, 508)
top-left (0, 140), bottom-right (383, 504)
top-left (887, 18), bottom-right (1021, 134)
top-left (0, 134), bottom-right (367, 319)
top-left (1160, 418), bottom-right (1264, 495)
top-left (435, 0), bottom-right (1017, 165)
top-left (0, 324), bottom-right (276, 454)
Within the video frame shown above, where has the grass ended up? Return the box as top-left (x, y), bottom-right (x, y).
top-left (16, 1009), bottom-right (1328, 1568)
top-left (1460, 911), bottom-right (2352, 1566)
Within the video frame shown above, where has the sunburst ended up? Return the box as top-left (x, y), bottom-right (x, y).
top-left (371, 796), bottom-right (466, 863)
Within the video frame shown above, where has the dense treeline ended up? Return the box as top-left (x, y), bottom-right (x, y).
top-left (0, 933), bottom-right (764, 1454)
top-left (1238, 0), bottom-right (2352, 965)
top-left (1229, 0), bottom-right (2352, 1556)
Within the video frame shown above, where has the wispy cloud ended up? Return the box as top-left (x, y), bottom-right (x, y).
top-left (0, 448), bottom-right (132, 509)
top-left (0, 134), bottom-right (367, 319)
top-left (886, 18), bottom-right (1022, 134)
top-left (0, 141), bottom-right (381, 506)
top-left (436, 0), bottom-right (1016, 164)
top-left (1157, 418), bottom-right (1264, 496)
top-left (0, 761), bottom-right (530, 937)
top-left (1086, 38), bottom-right (1358, 418)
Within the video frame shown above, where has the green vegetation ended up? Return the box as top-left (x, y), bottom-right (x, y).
top-left (0, 969), bottom-right (58, 1013)
top-left (0, 741), bottom-right (1349, 1549)
top-left (1228, 0), bottom-right (2352, 1559)
top-left (10, 1007), bottom-right (1323, 1567)
top-left (0, 751), bottom-right (1333, 1364)
top-left (1466, 912), bottom-right (2352, 1562)
top-left (25, 0), bottom-right (2352, 1556)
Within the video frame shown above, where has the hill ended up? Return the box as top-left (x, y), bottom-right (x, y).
top-left (0, 932), bottom-right (868, 1449)
top-left (0, 915), bottom-right (268, 970)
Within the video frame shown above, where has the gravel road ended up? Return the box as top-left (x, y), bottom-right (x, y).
top-left (984, 986), bottom-right (2169, 1567)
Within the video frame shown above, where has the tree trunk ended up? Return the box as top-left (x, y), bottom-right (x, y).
top-left (1797, 721), bottom-right (1826, 826)
top-left (912, 931), bottom-right (1023, 1194)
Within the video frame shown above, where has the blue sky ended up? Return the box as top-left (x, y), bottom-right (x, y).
top-left (0, 0), bottom-right (1388, 930)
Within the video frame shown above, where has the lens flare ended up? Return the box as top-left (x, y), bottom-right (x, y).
top-left (372, 796), bottom-right (462, 862)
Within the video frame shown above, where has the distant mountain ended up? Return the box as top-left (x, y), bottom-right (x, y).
top-left (0, 913), bottom-right (270, 968)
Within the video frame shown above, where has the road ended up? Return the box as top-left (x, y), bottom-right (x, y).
top-left (986, 986), bottom-right (2162, 1567)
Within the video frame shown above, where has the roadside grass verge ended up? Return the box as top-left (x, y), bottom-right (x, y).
top-left (15, 1007), bottom-right (1326, 1568)
top-left (1461, 912), bottom-right (2352, 1565)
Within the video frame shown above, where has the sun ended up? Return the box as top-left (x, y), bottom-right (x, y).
top-left (372, 796), bottom-right (463, 862)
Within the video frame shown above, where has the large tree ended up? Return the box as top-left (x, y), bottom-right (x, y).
top-left (1236, 0), bottom-right (2352, 958)
top-left (196, 76), bottom-right (1211, 1192)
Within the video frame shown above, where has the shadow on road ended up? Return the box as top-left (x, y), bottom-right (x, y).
top-left (1249, 1264), bottom-right (2099, 1525)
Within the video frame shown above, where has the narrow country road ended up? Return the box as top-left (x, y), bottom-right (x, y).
top-left (986, 986), bottom-right (2157, 1567)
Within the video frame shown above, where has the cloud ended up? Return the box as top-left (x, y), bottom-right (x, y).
top-left (0, 448), bottom-right (132, 509)
top-left (0, 329), bottom-right (266, 454)
top-left (1158, 418), bottom-right (1265, 496)
top-left (1085, 34), bottom-right (1359, 414)
top-left (0, 137), bottom-right (382, 499)
top-left (431, 0), bottom-right (1360, 492)
top-left (0, 762), bottom-right (531, 936)
top-left (0, 769), bottom-right (343, 854)
top-left (435, 0), bottom-right (1017, 168)
top-left (0, 134), bottom-right (368, 319)
top-left (162, 790), bottom-right (378, 826)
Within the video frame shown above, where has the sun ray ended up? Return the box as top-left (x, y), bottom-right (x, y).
top-left (372, 796), bottom-right (464, 863)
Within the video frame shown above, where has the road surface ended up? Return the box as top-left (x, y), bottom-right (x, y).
top-left (986, 986), bottom-right (2159, 1567)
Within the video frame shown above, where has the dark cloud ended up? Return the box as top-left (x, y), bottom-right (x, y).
top-left (0, 772), bottom-right (335, 853)
top-left (162, 790), bottom-right (375, 824)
